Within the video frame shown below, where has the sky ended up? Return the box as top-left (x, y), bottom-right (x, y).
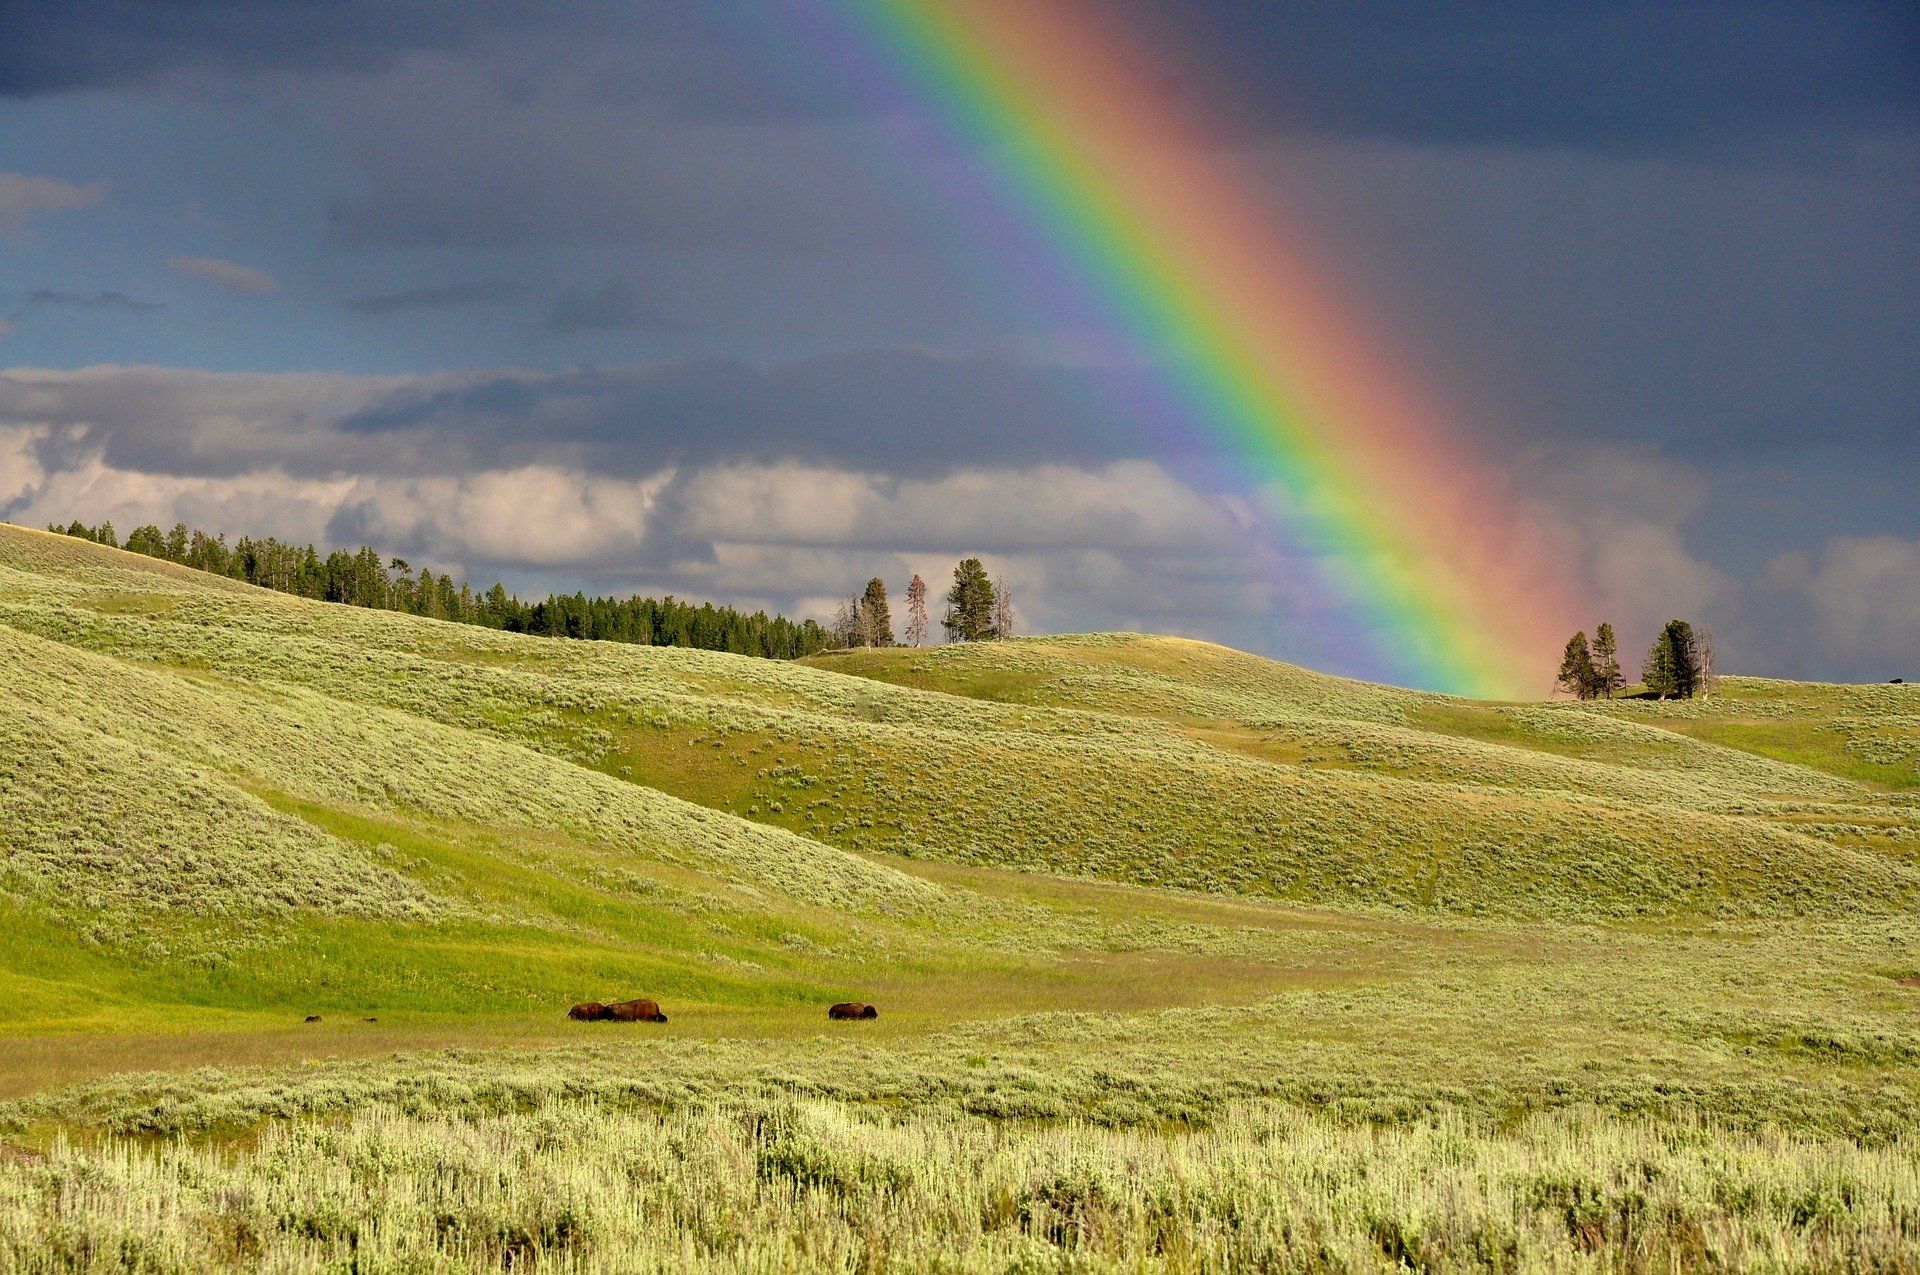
top-left (0, 0), bottom-right (1914, 689)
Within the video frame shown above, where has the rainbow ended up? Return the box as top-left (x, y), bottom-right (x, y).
top-left (800, 1), bottom-right (1578, 696)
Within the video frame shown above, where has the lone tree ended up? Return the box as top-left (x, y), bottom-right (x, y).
top-left (1642, 619), bottom-right (1701, 699)
top-left (860, 577), bottom-right (894, 647)
top-left (831, 594), bottom-right (859, 648)
top-left (993, 575), bottom-right (1015, 640)
top-left (1591, 622), bottom-right (1624, 699)
top-left (943, 557), bottom-right (997, 642)
top-left (903, 573), bottom-right (929, 647)
top-left (1556, 631), bottom-right (1598, 699)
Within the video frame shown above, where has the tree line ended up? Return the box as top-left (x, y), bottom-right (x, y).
top-left (1556, 618), bottom-right (1715, 700)
top-left (48, 519), bottom-right (833, 659)
top-left (833, 557), bottom-right (1016, 647)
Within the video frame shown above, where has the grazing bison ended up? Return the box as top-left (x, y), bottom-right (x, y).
top-left (303, 1014), bottom-right (321, 1023)
top-left (827, 1002), bottom-right (878, 1020)
top-left (606, 998), bottom-right (668, 1023)
top-left (568, 1002), bottom-right (612, 1021)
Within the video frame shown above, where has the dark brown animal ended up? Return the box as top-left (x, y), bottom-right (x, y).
top-left (568, 1002), bottom-right (612, 1021)
top-left (303, 1014), bottom-right (321, 1023)
top-left (605, 998), bottom-right (668, 1023)
top-left (827, 1002), bottom-right (878, 1020)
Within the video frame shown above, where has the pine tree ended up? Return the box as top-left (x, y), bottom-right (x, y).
top-left (1664, 620), bottom-right (1700, 699)
top-left (993, 575), bottom-right (1015, 640)
top-left (1642, 619), bottom-right (1700, 699)
top-left (1591, 622), bottom-right (1623, 699)
top-left (942, 557), bottom-right (996, 642)
top-left (1642, 634), bottom-right (1673, 698)
top-left (124, 524), bottom-right (166, 557)
top-left (1556, 631), bottom-right (1598, 699)
top-left (45, 512), bottom-right (834, 656)
top-left (860, 577), bottom-right (894, 646)
top-left (903, 574), bottom-right (929, 647)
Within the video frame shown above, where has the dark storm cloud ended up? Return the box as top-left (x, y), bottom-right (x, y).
top-left (1131, 0), bottom-right (1919, 154)
top-left (3, 2), bottom-right (1913, 682)
top-left (0, 0), bottom-right (861, 120)
top-left (0, 0), bottom-right (471, 95)
top-left (545, 281), bottom-right (679, 334)
top-left (0, 350), bottom-right (1152, 482)
top-left (316, 58), bottom-right (922, 253)
top-left (331, 351), bottom-right (1150, 472)
top-left (8, 1), bottom-right (1911, 154)
top-left (343, 280), bottom-right (524, 316)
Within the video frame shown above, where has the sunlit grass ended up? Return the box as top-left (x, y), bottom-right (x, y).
top-left (6, 522), bottom-right (1920, 1269)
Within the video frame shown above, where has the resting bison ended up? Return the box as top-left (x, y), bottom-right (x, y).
top-left (827, 1002), bottom-right (878, 1020)
top-left (606, 998), bottom-right (668, 1023)
top-left (568, 1002), bottom-right (611, 1021)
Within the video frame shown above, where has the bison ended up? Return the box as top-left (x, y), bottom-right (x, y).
top-left (827, 1002), bottom-right (878, 1020)
top-left (606, 998), bottom-right (668, 1023)
top-left (568, 1002), bottom-right (612, 1021)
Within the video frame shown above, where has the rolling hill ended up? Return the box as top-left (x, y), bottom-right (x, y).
top-left (2, 520), bottom-right (1919, 1269)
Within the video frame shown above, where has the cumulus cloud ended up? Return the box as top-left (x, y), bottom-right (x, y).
top-left (0, 413), bottom-right (1270, 641)
top-left (0, 170), bottom-right (105, 230)
top-left (0, 423), bottom-right (353, 545)
top-left (1515, 444), bottom-right (1742, 669)
top-left (327, 467), bottom-right (672, 567)
top-left (1765, 537), bottom-right (1920, 679)
top-left (167, 255), bottom-right (280, 293)
top-left (4, 365), bottom-right (1913, 683)
top-left (662, 461), bottom-right (1246, 554)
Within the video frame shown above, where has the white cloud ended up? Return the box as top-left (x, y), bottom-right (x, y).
top-left (0, 425), bottom-right (49, 507)
top-left (667, 460), bottom-right (1248, 553)
top-left (1518, 444), bottom-right (1739, 653)
top-left (4, 366), bottom-right (1911, 684)
top-left (167, 255), bottom-right (281, 293)
top-left (0, 425), bottom-right (353, 545)
top-left (1765, 536), bottom-right (1920, 677)
top-left (331, 467), bottom-right (672, 567)
top-left (0, 171), bottom-right (106, 232)
top-left (0, 420), bottom-right (1274, 640)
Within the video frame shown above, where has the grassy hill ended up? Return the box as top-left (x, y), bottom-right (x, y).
top-left (2, 521), bottom-right (1919, 1269)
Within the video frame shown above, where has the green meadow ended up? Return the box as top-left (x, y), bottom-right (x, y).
top-left (2, 521), bottom-right (1918, 1271)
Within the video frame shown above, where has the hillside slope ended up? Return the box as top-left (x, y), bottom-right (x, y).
top-left (5, 523), bottom-right (1917, 943)
top-left (0, 521), bottom-right (1915, 1055)
top-left (7, 523), bottom-right (1920, 1269)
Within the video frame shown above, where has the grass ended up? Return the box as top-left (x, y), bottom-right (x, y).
top-left (7, 1100), bottom-right (1919, 1272)
top-left (3, 521), bottom-right (1920, 1269)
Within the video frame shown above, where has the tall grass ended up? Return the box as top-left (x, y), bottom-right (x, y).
top-left (6, 525), bottom-right (1920, 1269)
top-left (3, 1100), bottom-right (1916, 1272)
